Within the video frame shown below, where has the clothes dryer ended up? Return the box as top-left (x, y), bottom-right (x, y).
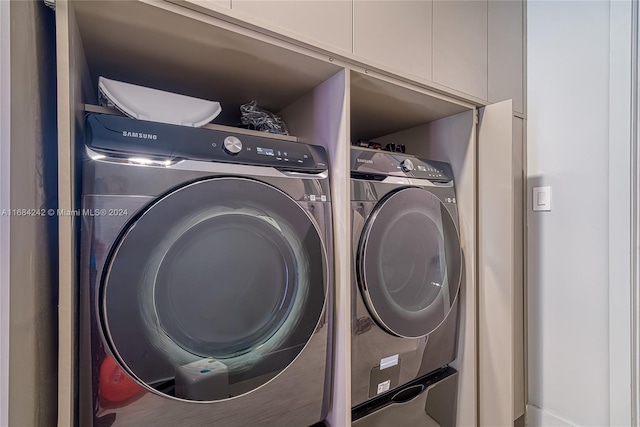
top-left (350, 148), bottom-right (462, 409)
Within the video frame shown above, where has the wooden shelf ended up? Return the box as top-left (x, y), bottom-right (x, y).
top-left (83, 104), bottom-right (299, 142)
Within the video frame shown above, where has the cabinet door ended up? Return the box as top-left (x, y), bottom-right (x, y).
top-left (488, 0), bottom-right (524, 114)
top-left (232, 1), bottom-right (352, 53)
top-left (478, 100), bottom-right (514, 426)
top-left (512, 116), bottom-right (525, 421)
top-left (433, 0), bottom-right (488, 100)
top-left (353, 0), bottom-right (432, 81)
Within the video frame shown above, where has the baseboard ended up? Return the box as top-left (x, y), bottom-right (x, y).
top-left (526, 405), bottom-right (574, 427)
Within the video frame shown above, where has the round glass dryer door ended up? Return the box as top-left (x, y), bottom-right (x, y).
top-left (357, 187), bottom-right (462, 338)
top-left (100, 177), bottom-right (327, 402)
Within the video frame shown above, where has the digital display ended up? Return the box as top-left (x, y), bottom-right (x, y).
top-left (417, 165), bottom-right (427, 171)
top-left (256, 147), bottom-right (275, 156)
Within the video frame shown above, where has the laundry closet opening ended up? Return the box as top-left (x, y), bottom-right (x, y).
top-left (64, 1), bottom-right (348, 425)
top-left (347, 69), bottom-right (478, 425)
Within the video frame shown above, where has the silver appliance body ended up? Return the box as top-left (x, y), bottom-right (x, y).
top-left (350, 148), bottom-right (463, 409)
top-left (79, 113), bottom-right (333, 426)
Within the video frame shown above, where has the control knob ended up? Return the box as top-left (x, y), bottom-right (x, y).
top-left (400, 159), bottom-right (414, 172)
top-left (223, 136), bottom-right (243, 155)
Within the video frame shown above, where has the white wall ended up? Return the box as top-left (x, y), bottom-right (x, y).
top-left (607, 1), bottom-right (633, 425)
top-left (527, 1), bottom-right (618, 426)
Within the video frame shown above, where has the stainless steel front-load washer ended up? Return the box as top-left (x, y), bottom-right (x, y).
top-left (79, 113), bottom-right (333, 426)
top-left (350, 148), bottom-right (463, 413)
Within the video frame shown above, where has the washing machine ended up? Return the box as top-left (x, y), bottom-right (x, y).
top-left (350, 147), bottom-right (463, 411)
top-left (79, 112), bottom-right (333, 426)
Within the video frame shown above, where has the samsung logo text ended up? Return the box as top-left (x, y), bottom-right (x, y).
top-left (122, 131), bottom-right (158, 140)
top-left (356, 158), bottom-right (374, 164)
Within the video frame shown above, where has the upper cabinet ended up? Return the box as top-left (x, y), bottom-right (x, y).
top-left (180, 0), bottom-right (525, 113)
top-left (488, 0), bottom-right (524, 114)
top-left (353, 0), bottom-right (432, 81)
top-left (232, 0), bottom-right (353, 53)
top-left (432, 0), bottom-right (488, 101)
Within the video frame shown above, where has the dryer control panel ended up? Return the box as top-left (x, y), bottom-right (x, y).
top-left (85, 113), bottom-right (329, 172)
top-left (350, 147), bottom-right (453, 183)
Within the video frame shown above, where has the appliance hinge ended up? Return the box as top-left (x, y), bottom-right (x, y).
top-left (473, 109), bottom-right (479, 125)
top-left (44, 0), bottom-right (55, 10)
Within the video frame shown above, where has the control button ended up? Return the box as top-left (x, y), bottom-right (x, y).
top-left (401, 159), bottom-right (415, 172)
top-left (223, 136), bottom-right (243, 155)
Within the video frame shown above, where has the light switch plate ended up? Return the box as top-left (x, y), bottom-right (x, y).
top-left (533, 186), bottom-right (552, 211)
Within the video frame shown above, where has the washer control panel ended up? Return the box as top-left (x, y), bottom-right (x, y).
top-left (350, 147), bottom-right (453, 182)
top-left (86, 113), bottom-right (328, 172)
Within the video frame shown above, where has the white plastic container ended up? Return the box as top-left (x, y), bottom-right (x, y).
top-left (98, 76), bottom-right (222, 127)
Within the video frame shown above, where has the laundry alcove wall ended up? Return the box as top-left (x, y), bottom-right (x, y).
top-left (56, 1), bottom-right (519, 425)
top-left (348, 70), bottom-right (478, 426)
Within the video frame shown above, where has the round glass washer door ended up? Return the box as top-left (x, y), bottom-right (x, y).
top-left (100, 177), bottom-right (327, 402)
top-left (356, 187), bottom-right (462, 338)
